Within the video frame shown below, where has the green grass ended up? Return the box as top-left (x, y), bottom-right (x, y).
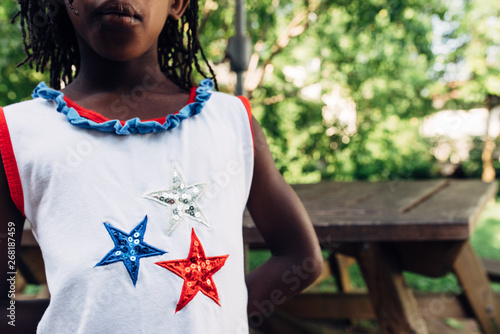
top-left (248, 198), bottom-right (500, 293)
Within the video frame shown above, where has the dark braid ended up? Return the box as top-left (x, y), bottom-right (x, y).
top-left (14, 0), bottom-right (217, 90)
top-left (158, 0), bottom-right (218, 90)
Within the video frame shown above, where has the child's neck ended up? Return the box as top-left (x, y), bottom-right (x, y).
top-left (68, 38), bottom-right (167, 94)
top-left (61, 40), bottom-right (190, 121)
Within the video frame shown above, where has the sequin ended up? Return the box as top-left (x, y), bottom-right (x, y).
top-left (155, 229), bottom-right (229, 313)
top-left (143, 163), bottom-right (211, 235)
top-left (95, 216), bottom-right (167, 286)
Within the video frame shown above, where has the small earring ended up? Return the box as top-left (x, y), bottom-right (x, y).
top-left (67, 0), bottom-right (79, 15)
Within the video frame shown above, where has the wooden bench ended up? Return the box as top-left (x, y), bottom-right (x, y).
top-left (483, 258), bottom-right (500, 283)
top-left (244, 179), bottom-right (500, 334)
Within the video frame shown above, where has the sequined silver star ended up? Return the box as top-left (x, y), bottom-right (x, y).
top-left (144, 164), bottom-right (211, 235)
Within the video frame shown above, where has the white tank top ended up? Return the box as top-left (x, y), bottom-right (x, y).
top-left (0, 80), bottom-right (254, 334)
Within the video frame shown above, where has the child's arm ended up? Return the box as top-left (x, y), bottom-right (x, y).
top-left (0, 156), bottom-right (48, 333)
top-left (245, 117), bottom-right (323, 328)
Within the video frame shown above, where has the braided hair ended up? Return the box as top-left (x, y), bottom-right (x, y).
top-left (12, 0), bottom-right (217, 90)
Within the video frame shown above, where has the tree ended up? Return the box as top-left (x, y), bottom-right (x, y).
top-left (200, 0), bottom-right (444, 182)
top-left (0, 1), bottom-right (48, 107)
top-left (2, 0), bottom-right (450, 182)
top-left (430, 0), bottom-right (500, 181)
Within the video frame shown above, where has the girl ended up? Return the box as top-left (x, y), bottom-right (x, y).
top-left (0, 0), bottom-right (322, 333)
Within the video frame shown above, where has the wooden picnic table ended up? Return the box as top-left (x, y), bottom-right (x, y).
top-left (243, 179), bottom-right (500, 334)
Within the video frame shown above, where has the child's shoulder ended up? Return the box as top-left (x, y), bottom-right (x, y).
top-left (3, 97), bottom-right (48, 111)
top-left (1, 89), bottom-right (58, 135)
top-left (206, 90), bottom-right (251, 112)
top-left (2, 96), bottom-right (55, 126)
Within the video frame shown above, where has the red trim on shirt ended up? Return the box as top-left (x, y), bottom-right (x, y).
top-left (63, 85), bottom-right (198, 126)
top-left (0, 107), bottom-right (25, 216)
top-left (187, 86), bottom-right (197, 104)
top-left (64, 98), bottom-right (110, 123)
top-left (237, 96), bottom-right (254, 148)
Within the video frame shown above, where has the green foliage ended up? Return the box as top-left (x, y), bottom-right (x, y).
top-left (2, 0), bottom-right (491, 182)
top-left (204, 0), bottom-right (446, 182)
top-left (432, 0), bottom-right (500, 108)
top-left (0, 1), bottom-right (48, 106)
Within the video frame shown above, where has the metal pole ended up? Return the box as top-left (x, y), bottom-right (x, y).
top-left (235, 0), bottom-right (245, 95)
top-left (235, 0), bottom-right (246, 37)
top-left (231, 0), bottom-right (250, 96)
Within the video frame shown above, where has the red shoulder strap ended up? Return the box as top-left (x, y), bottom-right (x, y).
top-left (0, 107), bottom-right (25, 216)
top-left (237, 96), bottom-right (254, 147)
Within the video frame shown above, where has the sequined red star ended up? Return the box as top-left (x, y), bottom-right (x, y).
top-left (156, 229), bottom-right (228, 313)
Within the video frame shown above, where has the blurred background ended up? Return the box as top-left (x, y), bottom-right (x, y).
top-left (2, 0), bottom-right (500, 184)
top-left (2, 0), bottom-right (500, 331)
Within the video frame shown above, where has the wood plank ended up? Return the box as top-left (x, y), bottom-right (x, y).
top-left (244, 180), bottom-right (497, 243)
top-left (278, 292), bottom-right (481, 320)
top-left (250, 310), bottom-right (324, 334)
top-left (404, 180), bottom-right (497, 235)
top-left (21, 229), bottom-right (39, 247)
top-left (356, 242), bottom-right (429, 334)
top-left (327, 254), bottom-right (363, 328)
top-left (297, 179), bottom-right (446, 213)
top-left (334, 241), bottom-right (466, 278)
top-left (243, 219), bottom-right (470, 246)
top-left (329, 254), bottom-right (354, 292)
top-left (482, 258), bottom-right (500, 283)
top-left (349, 179), bottom-right (448, 213)
top-left (295, 182), bottom-right (382, 207)
top-left (453, 242), bottom-right (500, 334)
top-left (393, 241), bottom-right (466, 277)
top-left (19, 249), bottom-right (46, 284)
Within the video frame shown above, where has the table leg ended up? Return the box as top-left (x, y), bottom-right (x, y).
top-left (355, 242), bottom-right (429, 334)
top-left (244, 243), bottom-right (250, 274)
top-left (453, 241), bottom-right (500, 334)
top-left (329, 253), bottom-right (354, 293)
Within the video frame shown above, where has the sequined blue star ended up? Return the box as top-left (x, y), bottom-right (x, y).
top-left (95, 216), bottom-right (166, 286)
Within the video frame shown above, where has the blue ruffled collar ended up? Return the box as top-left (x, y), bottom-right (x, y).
top-left (32, 79), bottom-right (213, 135)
